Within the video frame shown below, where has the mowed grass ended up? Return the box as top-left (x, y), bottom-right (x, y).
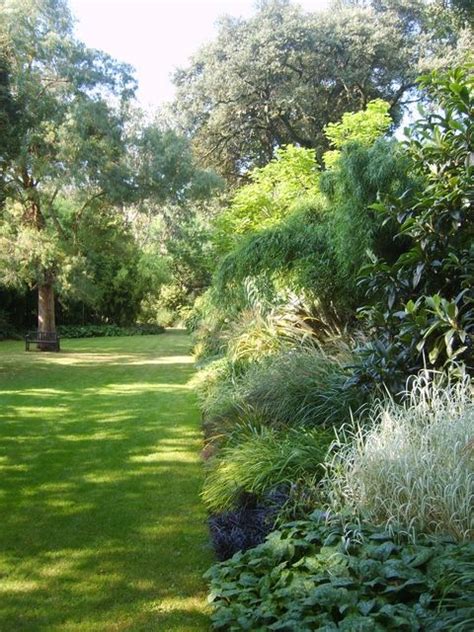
top-left (0, 331), bottom-right (212, 631)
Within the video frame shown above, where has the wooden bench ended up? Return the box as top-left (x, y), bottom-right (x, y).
top-left (25, 331), bottom-right (60, 352)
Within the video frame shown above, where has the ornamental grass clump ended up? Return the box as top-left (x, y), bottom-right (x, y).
top-left (326, 372), bottom-right (474, 541)
top-left (225, 302), bottom-right (317, 366)
top-left (242, 345), bottom-right (366, 427)
top-left (192, 357), bottom-right (234, 405)
top-left (195, 344), bottom-right (365, 438)
top-left (202, 425), bottom-right (332, 513)
top-left (191, 357), bottom-right (247, 439)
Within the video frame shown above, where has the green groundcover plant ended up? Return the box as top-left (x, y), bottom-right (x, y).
top-left (206, 512), bottom-right (474, 631)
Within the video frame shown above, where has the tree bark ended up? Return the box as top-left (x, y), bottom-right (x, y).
top-left (37, 283), bottom-right (56, 349)
top-left (23, 186), bottom-right (58, 348)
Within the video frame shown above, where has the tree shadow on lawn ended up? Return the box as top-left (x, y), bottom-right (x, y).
top-left (0, 336), bottom-right (212, 631)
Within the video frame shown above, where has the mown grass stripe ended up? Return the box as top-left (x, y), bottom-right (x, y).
top-left (0, 331), bottom-right (211, 632)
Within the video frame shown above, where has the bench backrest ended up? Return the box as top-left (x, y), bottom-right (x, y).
top-left (27, 331), bottom-right (59, 341)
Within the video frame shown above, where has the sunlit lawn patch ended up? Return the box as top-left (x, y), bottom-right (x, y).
top-left (0, 331), bottom-right (211, 631)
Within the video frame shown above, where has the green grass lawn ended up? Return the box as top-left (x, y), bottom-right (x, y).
top-left (0, 331), bottom-right (212, 631)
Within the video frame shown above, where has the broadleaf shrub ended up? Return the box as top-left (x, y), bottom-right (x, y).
top-left (355, 63), bottom-right (474, 389)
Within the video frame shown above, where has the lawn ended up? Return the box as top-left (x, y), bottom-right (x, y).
top-left (0, 331), bottom-right (212, 631)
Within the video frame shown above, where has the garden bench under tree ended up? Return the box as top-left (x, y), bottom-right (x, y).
top-left (25, 331), bottom-right (60, 352)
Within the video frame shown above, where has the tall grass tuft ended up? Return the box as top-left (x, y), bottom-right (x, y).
top-left (202, 425), bottom-right (332, 513)
top-left (224, 295), bottom-right (321, 365)
top-left (325, 372), bottom-right (474, 541)
top-left (195, 343), bottom-right (366, 436)
top-left (241, 345), bottom-right (366, 427)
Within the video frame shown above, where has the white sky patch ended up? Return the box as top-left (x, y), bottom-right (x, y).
top-left (69, 0), bottom-right (330, 109)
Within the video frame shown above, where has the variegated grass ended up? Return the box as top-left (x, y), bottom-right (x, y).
top-left (325, 371), bottom-right (473, 541)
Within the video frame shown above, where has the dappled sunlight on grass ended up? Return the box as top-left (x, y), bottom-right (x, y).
top-left (0, 331), bottom-right (211, 631)
top-left (82, 471), bottom-right (131, 484)
top-left (57, 431), bottom-right (127, 442)
top-left (94, 382), bottom-right (189, 394)
top-left (25, 352), bottom-right (196, 368)
top-left (130, 451), bottom-right (197, 464)
top-left (0, 579), bottom-right (40, 594)
top-left (0, 388), bottom-right (67, 396)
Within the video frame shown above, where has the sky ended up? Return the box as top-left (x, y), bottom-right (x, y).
top-left (69, 0), bottom-right (330, 109)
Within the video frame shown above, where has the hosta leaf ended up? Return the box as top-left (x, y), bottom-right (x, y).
top-left (339, 614), bottom-right (385, 631)
top-left (382, 560), bottom-right (413, 580)
top-left (382, 577), bottom-right (427, 594)
top-left (304, 584), bottom-right (354, 608)
top-left (368, 541), bottom-right (398, 561)
top-left (401, 546), bottom-right (433, 568)
top-left (358, 599), bottom-right (376, 615)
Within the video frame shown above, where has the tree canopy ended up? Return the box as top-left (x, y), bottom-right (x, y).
top-left (0, 0), bottom-right (220, 333)
top-left (0, 0), bottom-right (471, 349)
top-left (172, 0), bottom-right (469, 179)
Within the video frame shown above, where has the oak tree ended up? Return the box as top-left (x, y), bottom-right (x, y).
top-left (173, 0), bottom-right (469, 179)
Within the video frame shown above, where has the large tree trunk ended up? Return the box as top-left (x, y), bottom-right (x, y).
top-left (37, 283), bottom-right (56, 349)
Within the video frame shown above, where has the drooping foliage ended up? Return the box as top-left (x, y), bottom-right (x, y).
top-left (202, 425), bottom-right (332, 513)
top-left (211, 99), bottom-right (411, 326)
top-left (215, 202), bottom-right (338, 314)
top-left (320, 138), bottom-right (416, 300)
